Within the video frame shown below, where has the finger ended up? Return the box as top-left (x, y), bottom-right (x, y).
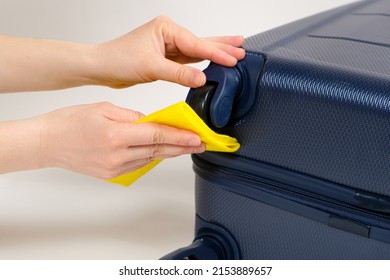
top-left (203, 35), bottom-right (245, 47)
top-left (113, 157), bottom-right (154, 177)
top-left (124, 122), bottom-right (203, 147)
top-left (179, 39), bottom-right (239, 67)
top-left (165, 23), bottom-right (243, 67)
top-left (209, 41), bottom-right (246, 62)
top-left (124, 143), bottom-right (206, 162)
top-left (102, 157), bottom-right (153, 179)
top-left (168, 42), bottom-right (246, 66)
top-left (99, 102), bottom-right (145, 123)
top-left (165, 35), bottom-right (245, 58)
top-left (154, 59), bottom-right (206, 87)
top-left (195, 40), bottom-right (246, 66)
top-left (110, 143), bottom-right (205, 178)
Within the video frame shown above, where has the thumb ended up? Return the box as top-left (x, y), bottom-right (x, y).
top-left (158, 60), bottom-right (206, 88)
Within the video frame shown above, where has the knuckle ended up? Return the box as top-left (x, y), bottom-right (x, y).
top-left (151, 129), bottom-right (165, 145)
top-left (177, 146), bottom-right (193, 156)
top-left (102, 156), bottom-right (122, 178)
top-left (105, 155), bottom-right (121, 170)
top-left (102, 131), bottom-right (116, 147)
top-left (96, 101), bottom-right (113, 111)
top-left (102, 127), bottom-right (122, 148)
top-left (131, 111), bottom-right (144, 122)
top-left (149, 144), bottom-right (164, 159)
top-left (152, 15), bottom-right (172, 25)
top-left (135, 158), bottom-right (153, 170)
top-left (174, 66), bottom-right (189, 84)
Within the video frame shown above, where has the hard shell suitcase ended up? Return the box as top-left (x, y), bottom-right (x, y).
top-left (163, 0), bottom-right (390, 259)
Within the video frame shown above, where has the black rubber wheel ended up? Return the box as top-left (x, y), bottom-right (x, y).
top-left (188, 84), bottom-right (217, 128)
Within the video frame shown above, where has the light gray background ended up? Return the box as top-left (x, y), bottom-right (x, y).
top-left (0, 0), bottom-right (355, 259)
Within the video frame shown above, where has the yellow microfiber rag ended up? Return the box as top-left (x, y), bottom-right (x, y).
top-left (107, 101), bottom-right (240, 186)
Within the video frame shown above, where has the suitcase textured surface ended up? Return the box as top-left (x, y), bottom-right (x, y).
top-left (164, 0), bottom-right (390, 259)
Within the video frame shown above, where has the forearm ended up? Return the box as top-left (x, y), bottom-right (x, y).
top-left (0, 117), bottom-right (46, 173)
top-left (0, 35), bottom-right (98, 93)
top-left (0, 102), bottom-right (205, 179)
top-left (0, 17), bottom-right (245, 93)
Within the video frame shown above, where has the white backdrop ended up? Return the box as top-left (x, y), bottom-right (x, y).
top-left (0, 0), bottom-right (356, 259)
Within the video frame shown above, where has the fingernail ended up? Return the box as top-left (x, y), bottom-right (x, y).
top-left (192, 72), bottom-right (206, 87)
top-left (237, 48), bottom-right (246, 59)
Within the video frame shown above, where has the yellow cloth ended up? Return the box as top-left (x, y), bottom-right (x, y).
top-left (108, 101), bottom-right (240, 186)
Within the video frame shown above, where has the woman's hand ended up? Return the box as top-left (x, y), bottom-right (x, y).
top-left (39, 102), bottom-right (205, 179)
top-left (0, 16), bottom-right (244, 93)
top-left (0, 102), bottom-right (205, 178)
top-left (0, 16), bottom-right (243, 178)
top-left (92, 16), bottom-right (245, 88)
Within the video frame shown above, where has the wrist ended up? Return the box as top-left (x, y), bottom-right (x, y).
top-left (88, 42), bottom-right (130, 88)
top-left (0, 116), bottom-right (48, 173)
top-left (61, 42), bottom-right (102, 88)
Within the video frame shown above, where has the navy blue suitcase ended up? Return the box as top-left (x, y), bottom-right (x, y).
top-left (163, 0), bottom-right (390, 259)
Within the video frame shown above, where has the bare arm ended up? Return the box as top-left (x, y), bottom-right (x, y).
top-left (0, 16), bottom-right (244, 178)
top-left (0, 35), bottom-right (97, 92)
top-left (0, 16), bottom-right (244, 93)
top-left (0, 102), bottom-right (205, 178)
